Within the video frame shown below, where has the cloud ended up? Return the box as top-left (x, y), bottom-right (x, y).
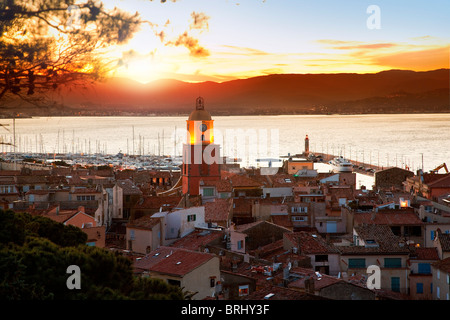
top-left (316, 39), bottom-right (397, 50)
top-left (220, 45), bottom-right (269, 56)
top-left (189, 12), bottom-right (210, 31)
top-left (334, 43), bottom-right (397, 50)
top-left (372, 47), bottom-right (450, 70)
top-left (167, 31), bottom-right (210, 58)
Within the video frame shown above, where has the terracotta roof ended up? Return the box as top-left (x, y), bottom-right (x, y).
top-left (117, 179), bottom-right (143, 195)
top-left (134, 195), bottom-right (181, 210)
top-left (70, 188), bottom-right (100, 194)
top-left (436, 229), bottom-right (450, 252)
top-left (353, 224), bottom-right (409, 253)
top-left (232, 197), bottom-right (253, 216)
top-left (204, 198), bottom-right (232, 223)
top-left (227, 174), bottom-right (264, 188)
top-left (134, 246), bottom-right (216, 277)
top-left (243, 284), bottom-right (327, 300)
top-left (270, 214), bottom-right (293, 229)
top-left (200, 179), bottom-right (233, 192)
top-left (288, 267), bottom-right (341, 291)
top-left (25, 189), bottom-right (50, 195)
top-left (432, 257), bottom-right (450, 273)
top-left (354, 209), bottom-right (423, 226)
top-left (284, 231), bottom-right (340, 254)
top-left (409, 247), bottom-right (440, 261)
top-left (15, 175), bottom-right (48, 184)
top-left (427, 174), bottom-right (450, 188)
top-left (169, 229), bottom-right (224, 251)
top-left (127, 215), bottom-right (161, 230)
top-left (84, 226), bottom-right (106, 245)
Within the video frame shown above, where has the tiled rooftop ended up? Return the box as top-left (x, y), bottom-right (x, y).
top-left (284, 231), bottom-right (340, 255)
top-left (134, 246), bottom-right (216, 277)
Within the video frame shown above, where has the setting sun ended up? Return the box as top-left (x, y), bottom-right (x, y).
top-left (100, 0), bottom-right (450, 84)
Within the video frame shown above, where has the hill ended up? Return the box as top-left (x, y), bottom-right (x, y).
top-left (5, 69), bottom-right (450, 117)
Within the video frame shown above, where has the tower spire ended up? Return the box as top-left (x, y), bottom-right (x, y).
top-left (196, 96), bottom-right (204, 110)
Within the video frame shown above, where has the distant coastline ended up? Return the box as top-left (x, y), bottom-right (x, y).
top-left (3, 109), bottom-right (450, 119)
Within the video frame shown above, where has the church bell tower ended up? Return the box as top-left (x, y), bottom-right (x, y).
top-left (182, 97), bottom-right (221, 195)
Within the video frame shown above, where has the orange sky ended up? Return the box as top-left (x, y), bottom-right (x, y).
top-left (101, 0), bottom-right (450, 83)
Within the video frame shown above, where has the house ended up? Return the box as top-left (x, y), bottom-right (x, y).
top-left (374, 167), bottom-right (414, 191)
top-left (126, 215), bottom-right (163, 254)
top-left (133, 246), bottom-right (221, 300)
top-left (432, 228), bottom-right (450, 260)
top-left (229, 220), bottom-right (291, 254)
top-left (283, 231), bottom-right (341, 276)
top-left (339, 224), bottom-right (411, 294)
top-left (204, 198), bottom-right (233, 228)
top-left (286, 266), bottom-right (376, 300)
top-left (283, 157), bottom-right (314, 175)
top-left (408, 246), bottom-right (439, 300)
top-left (153, 206), bottom-right (206, 243)
top-left (43, 205), bottom-right (97, 229)
top-left (14, 175), bottom-right (48, 195)
top-left (220, 269), bottom-right (257, 300)
top-left (42, 205), bottom-right (105, 247)
top-left (226, 172), bottom-right (264, 198)
top-left (352, 208), bottom-right (424, 246)
top-left (117, 179), bottom-right (143, 220)
top-left (231, 197), bottom-right (255, 225)
top-left (0, 176), bottom-right (19, 204)
top-left (423, 223), bottom-right (450, 247)
top-left (431, 257), bottom-right (450, 300)
top-left (405, 173), bottom-right (450, 201)
top-left (131, 195), bottom-right (182, 220)
top-left (25, 189), bottom-right (51, 203)
top-left (169, 229), bottom-right (224, 252)
top-left (199, 178), bottom-right (233, 202)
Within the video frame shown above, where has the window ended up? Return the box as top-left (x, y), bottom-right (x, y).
top-left (391, 277), bottom-right (400, 292)
top-left (418, 263), bottom-right (431, 274)
top-left (437, 269), bottom-right (440, 279)
top-left (348, 258), bottom-right (366, 269)
top-left (239, 285), bottom-right (249, 296)
top-left (129, 230), bottom-right (135, 240)
top-left (187, 214), bottom-right (196, 222)
top-left (315, 255), bottom-right (328, 262)
top-left (431, 230), bottom-right (435, 241)
top-left (292, 216), bottom-right (307, 222)
top-left (437, 286), bottom-right (440, 299)
top-left (203, 187), bottom-right (214, 197)
top-left (237, 240), bottom-right (243, 250)
top-left (384, 258), bottom-right (402, 268)
top-left (168, 279), bottom-right (181, 287)
top-left (210, 277), bottom-right (216, 288)
top-left (416, 283), bottom-right (423, 294)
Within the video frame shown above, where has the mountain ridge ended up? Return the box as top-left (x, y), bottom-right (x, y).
top-left (5, 68), bottom-right (450, 117)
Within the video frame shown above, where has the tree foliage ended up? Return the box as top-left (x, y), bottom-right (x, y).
top-left (0, 0), bottom-right (141, 106)
top-left (0, 209), bottom-right (184, 300)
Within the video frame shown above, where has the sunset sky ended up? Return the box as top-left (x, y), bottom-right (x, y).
top-left (102, 0), bottom-right (450, 83)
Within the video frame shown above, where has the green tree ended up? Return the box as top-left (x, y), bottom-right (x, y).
top-left (0, 209), bottom-right (185, 300)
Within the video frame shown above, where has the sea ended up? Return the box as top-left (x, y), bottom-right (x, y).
top-left (2, 113), bottom-right (449, 189)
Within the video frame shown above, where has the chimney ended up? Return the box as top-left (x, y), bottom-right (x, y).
top-left (78, 206), bottom-right (85, 213)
